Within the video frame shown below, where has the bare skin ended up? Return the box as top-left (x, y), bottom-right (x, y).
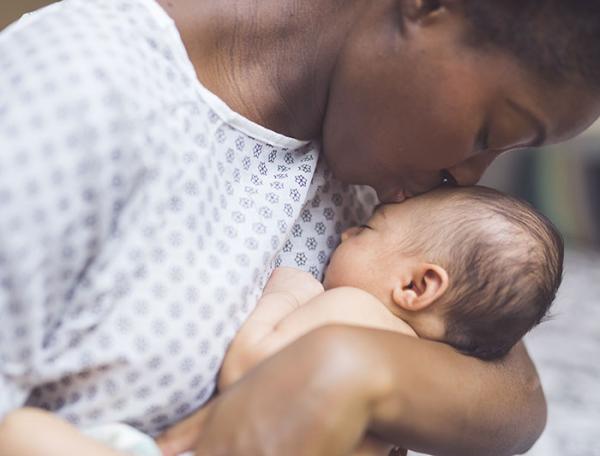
top-left (0, 409), bottom-right (126, 456)
top-left (159, 329), bottom-right (543, 456)
top-left (158, 0), bottom-right (600, 201)
top-left (150, 0), bottom-right (600, 454)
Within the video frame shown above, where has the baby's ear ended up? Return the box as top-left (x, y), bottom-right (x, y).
top-left (392, 263), bottom-right (449, 312)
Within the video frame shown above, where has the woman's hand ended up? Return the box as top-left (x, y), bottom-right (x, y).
top-left (157, 326), bottom-right (389, 456)
top-left (349, 436), bottom-right (402, 456)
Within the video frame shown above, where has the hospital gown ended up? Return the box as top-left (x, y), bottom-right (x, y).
top-left (0, 0), bottom-right (376, 434)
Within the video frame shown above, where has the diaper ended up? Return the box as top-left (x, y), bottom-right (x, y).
top-left (83, 423), bottom-right (192, 456)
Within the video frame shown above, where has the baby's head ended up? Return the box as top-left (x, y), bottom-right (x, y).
top-left (323, 186), bottom-right (563, 360)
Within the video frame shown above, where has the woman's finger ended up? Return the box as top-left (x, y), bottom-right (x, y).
top-left (349, 435), bottom-right (394, 456)
top-left (155, 403), bottom-right (213, 456)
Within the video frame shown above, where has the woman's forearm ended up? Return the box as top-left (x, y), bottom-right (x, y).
top-left (342, 328), bottom-right (546, 456)
top-left (158, 325), bottom-right (545, 456)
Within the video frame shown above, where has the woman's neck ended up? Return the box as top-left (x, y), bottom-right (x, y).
top-left (157, 0), bottom-right (363, 140)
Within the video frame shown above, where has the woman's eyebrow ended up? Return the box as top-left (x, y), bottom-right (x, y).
top-left (505, 98), bottom-right (548, 147)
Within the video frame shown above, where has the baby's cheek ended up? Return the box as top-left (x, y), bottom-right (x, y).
top-left (323, 248), bottom-right (361, 290)
top-left (322, 251), bottom-right (345, 290)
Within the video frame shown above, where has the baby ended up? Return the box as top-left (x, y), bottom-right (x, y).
top-left (222, 185), bottom-right (563, 382)
top-left (0, 186), bottom-right (563, 456)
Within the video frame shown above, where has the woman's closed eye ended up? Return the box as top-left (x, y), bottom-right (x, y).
top-left (475, 121), bottom-right (491, 152)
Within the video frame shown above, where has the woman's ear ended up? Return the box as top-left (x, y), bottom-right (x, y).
top-left (392, 263), bottom-right (449, 312)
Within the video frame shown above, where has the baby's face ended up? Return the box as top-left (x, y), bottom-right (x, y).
top-left (323, 198), bottom-right (425, 304)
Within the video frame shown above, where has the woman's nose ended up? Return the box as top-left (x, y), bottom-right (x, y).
top-left (447, 150), bottom-right (500, 186)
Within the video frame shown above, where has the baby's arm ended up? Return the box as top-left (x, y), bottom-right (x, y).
top-left (218, 267), bottom-right (324, 389)
top-left (219, 281), bottom-right (416, 389)
top-left (258, 287), bottom-right (417, 358)
top-left (0, 408), bottom-right (126, 456)
top-left (219, 282), bottom-right (415, 456)
top-left (233, 267), bottom-right (326, 345)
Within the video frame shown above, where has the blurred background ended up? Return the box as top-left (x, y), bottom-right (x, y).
top-left (479, 129), bottom-right (600, 456)
top-left (2, 2), bottom-right (600, 455)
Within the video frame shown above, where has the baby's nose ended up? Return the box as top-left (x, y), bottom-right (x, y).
top-left (341, 226), bottom-right (363, 242)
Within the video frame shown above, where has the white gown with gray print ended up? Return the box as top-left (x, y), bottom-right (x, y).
top-left (0, 0), bottom-right (376, 434)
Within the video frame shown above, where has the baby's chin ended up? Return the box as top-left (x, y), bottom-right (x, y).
top-left (321, 266), bottom-right (351, 291)
top-left (322, 254), bottom-right (359, 291)
top-left (321, 268), bottom-right (343, 291)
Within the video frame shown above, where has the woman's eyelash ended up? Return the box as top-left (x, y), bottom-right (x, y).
top-left (360, 224), bottom-right (373, 230)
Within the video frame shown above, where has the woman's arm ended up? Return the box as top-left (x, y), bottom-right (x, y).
top-left (159, 326), bottom-right (545, 456)
top-left (356, 329), bottom-right (545, 456)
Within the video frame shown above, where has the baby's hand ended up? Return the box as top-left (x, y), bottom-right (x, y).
top-left (219, 268), bottom-right (324, 389)
top-left (262, 267), bottom-right (324, 308)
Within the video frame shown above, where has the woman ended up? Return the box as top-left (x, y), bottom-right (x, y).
top-left (1, 0), bottom-right (599, 454)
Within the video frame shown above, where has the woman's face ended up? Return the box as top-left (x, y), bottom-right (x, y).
top-left (322, 1), bottom-right (600, 202)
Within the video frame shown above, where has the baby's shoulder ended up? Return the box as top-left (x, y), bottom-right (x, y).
top-left (318, 287), bottom-right (417, 337)
top-left (321, 286), bottom-right (383, 305)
